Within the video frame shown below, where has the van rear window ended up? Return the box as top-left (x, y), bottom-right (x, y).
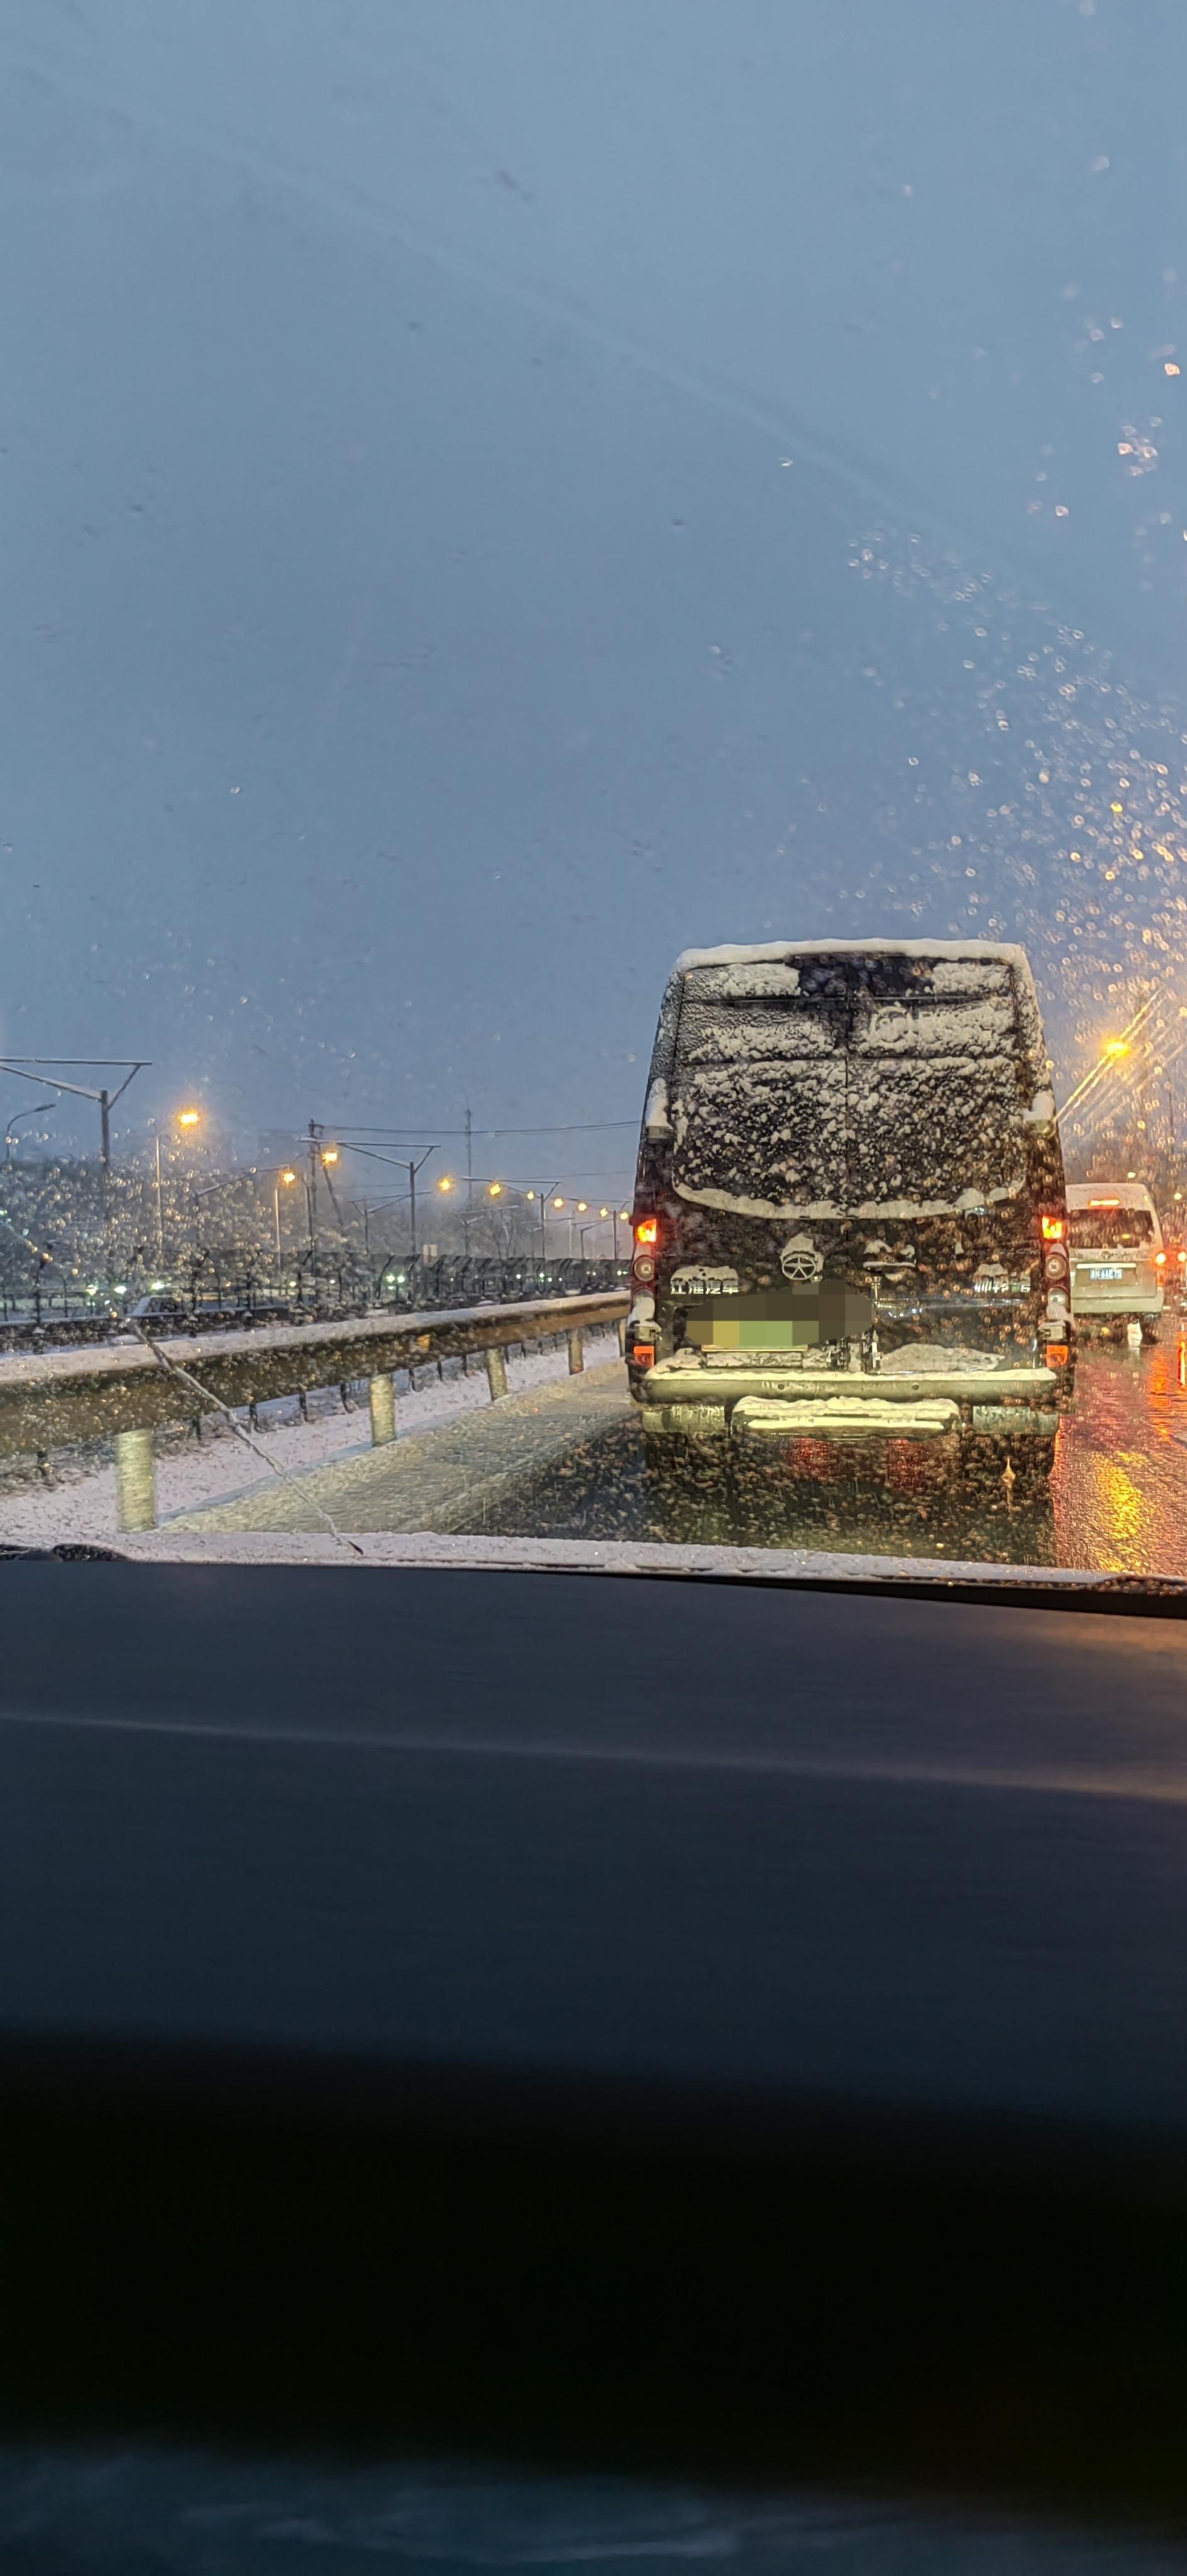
top-left (1069, 1209), bottom-right (1155, 1248)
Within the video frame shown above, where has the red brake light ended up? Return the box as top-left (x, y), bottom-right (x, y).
top-left (1045, 1343), bottom-right (1071, 1367)
top-left (631, 1344), bottom-right (656, 1368)
top-left (635, 1216), bottom-right (659, 1246)
top-left (1041, 1215), bottom-right (1066, 1241)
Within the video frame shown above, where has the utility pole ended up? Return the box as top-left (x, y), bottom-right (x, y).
top-left (306, 1119), bottom-right (319, 1252)
top-left (155, 1135), bottom-right (165, 1261)
top-left (535, 1182), bottom-right (561, 1269)
top-left (407, 1146), bottom-right (436, 1265)
top-left (0, 1059), bottom-right (148, 1290)
top-left (465, 1104), bottom-right (473, 1214)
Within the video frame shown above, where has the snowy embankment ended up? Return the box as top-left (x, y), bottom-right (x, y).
top-left (0, 1327), bottom-right (621, 1545)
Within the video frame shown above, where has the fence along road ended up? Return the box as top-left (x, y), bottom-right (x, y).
top-left (0, 1291), bottom-right (629, 1531)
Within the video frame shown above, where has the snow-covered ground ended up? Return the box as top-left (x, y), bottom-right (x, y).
top-left (0, 1328), bottom-right (620, 1545)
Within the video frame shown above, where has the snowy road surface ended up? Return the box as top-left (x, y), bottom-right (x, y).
top-left (4, 1323), bottom-right (1187, 1578)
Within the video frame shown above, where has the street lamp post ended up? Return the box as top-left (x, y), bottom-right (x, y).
top-left (259, 1166), bottom-right (299, 1271)
top-left (302, 1121), bottom-right (345, 1254)
top-left (4, 1102), bottom-right (54, 1164)
top-left (531, 1186), bottom-right (561, 1267)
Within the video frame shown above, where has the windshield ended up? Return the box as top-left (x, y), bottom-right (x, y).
top-left (2, 0), bottom-right (1186, 1593)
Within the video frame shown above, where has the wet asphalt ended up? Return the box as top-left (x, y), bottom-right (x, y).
top-left (479, 1311), bottom-right (1187, 1577)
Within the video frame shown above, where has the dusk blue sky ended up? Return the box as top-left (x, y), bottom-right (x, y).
top-left (3, 0), bottom-right (1185, 1172)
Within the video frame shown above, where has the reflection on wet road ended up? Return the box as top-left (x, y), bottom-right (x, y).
top-left (483, 1317), bottom-right (1187, 1576)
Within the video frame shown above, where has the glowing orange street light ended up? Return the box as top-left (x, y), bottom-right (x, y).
top-left (272, 1165), bottom-right (299, 1260)
top-left (177, 1107), bottom-right (201, 1128)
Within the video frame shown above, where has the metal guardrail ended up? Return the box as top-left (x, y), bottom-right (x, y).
top-left (0, 1290), bottom-right (629, 1530)
top-left (0, 1258), bottom-right (631, 1353)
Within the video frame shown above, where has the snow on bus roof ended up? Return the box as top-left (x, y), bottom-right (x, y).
top-left (1066, 1180), bottom-right (1158, 1209)
top-left (673, 938), bottom-right (1032, 973)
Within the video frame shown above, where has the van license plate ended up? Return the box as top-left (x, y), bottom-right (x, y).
top-left (1088, 1265), bottom-right (1124, 1280)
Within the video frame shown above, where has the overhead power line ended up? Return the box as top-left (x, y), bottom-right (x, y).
top-left (325, 1119), bottom-right (638, 1140)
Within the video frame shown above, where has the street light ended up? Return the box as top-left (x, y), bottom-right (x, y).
top-left (522, 1184), bottom-right (561, 1266)
top-left (4, 1102), bottom-right (54, 1163)
top-left (437, 1175), bottom-right (455, 1194)
top-left (152, 1105), bottom-right (203, 1261)
top-left (273, 1165), bottom-right (298, 1262)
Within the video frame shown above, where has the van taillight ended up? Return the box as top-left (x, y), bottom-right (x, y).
top-left (635, 1216), bottom-right (659, 1246)
top-left (632, 1345), bottom-right (656, 1368)
top-left (1040, 1214), bottom-right (1066, 1241)
top-left (1156, 1251), bottom-right (1168, 1267)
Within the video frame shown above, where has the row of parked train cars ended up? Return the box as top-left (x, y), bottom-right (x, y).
top-left (624, 939), bottom-right (1180, 1487)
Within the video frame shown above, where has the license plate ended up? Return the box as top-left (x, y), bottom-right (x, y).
top-left (1088, 1265), bottom-right (1125, 1280)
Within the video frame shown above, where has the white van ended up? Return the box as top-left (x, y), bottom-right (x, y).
top-left (1067, 1182), bottom-right (1165, 1341)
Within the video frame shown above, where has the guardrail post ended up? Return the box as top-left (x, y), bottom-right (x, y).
top-left (567, 1327), bottom-right (584, 1374)
top-left (114, 1428), bottom-right (156, 1531)
top-left (485, 1346), bottom-right (509, 1401)
top-left (368, 1373), bottom-right (396, 1446)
